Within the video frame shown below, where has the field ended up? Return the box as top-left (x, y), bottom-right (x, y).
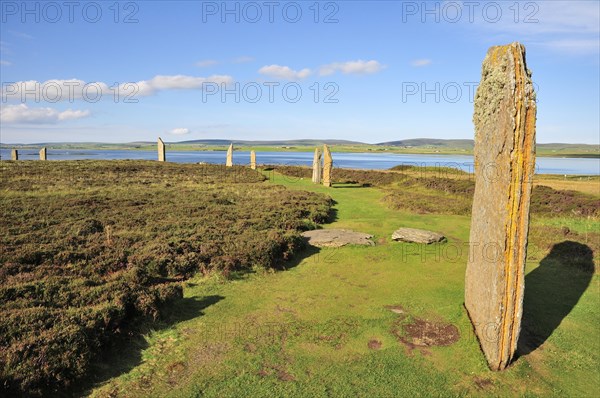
top-left (1, 161), bottom-right (598, 397)
top-left (0, 161), bottom-right (331, 395)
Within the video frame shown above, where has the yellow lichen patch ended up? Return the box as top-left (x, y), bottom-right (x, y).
top-left (496, 43), bottom-right (535, 370)
top-left (489, 44), bottom-right (512, 67)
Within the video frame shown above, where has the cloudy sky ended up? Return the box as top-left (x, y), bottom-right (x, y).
top-left (1, 1), bottom-right (598, 144)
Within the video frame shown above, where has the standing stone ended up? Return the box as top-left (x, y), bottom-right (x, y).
top-left (226, 143), bottom-right (233, 167)
top-left (250, 150), bottom-right (256, 170)
top-left (11, 149), bottom-right (18, 161)
top-left (312, 148), bottom-right (322, 184)
top-left (39, 147), bottom-right (47, 160)
top-left (465, 42), bottom-right (536, 371)
top-left (157, 137), bottom-right (166, 162)
top-left (322, 144), bottom-right (333, 187)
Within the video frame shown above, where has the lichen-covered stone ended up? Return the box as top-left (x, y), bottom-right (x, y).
top-left (250, 150), bottom-right (257, 169)
top-left (158, 138), bottom-right (166, 162)
top-left (465, 42), bottom-right (536, 371)
top-left (302, 229), bottom-right (374, 247)
top-left (11, 149), bottom-right (18, 161)
top-left (322, 144), bottom-right (332, 187)
top-left (391, 227), bottom-right (446, 244)
top-left (39, 147), bottom-right (47, 161)
top-left (312, 148), bottom-right (322, 184)
top-left (226, 144), bottom-right (233, 167)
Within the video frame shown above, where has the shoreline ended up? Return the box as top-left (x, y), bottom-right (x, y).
top-left (1, 145), bottom-right (598, 159)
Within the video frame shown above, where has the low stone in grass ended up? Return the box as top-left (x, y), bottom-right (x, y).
top-left (302, 229), bottom-right (374, 247)
top-left (391, 227), bottom-right (446, 244)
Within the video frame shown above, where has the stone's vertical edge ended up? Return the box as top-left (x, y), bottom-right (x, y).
top-left (465, 42), bottom-right (536, 371)
top-left (39, 147), bottom-right (47, 161)
top-left (504, 43), bottom-right (537, 365)
top-left (312, 148), bottom-right (322, 184)
top-left (11, 149), bottom-right (18, 161)
top-left (322, 144), bottom-right (332, 187)
top-left (226, 143), bottom-right (233, 167)
top-left (158, 137), bottom-right (166, 162)
top-left (250, 150), bottom-right (256, 170)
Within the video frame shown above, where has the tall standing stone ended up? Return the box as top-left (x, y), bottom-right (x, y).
top-left (465, 42), bottom-right (536, 371)
top-left (39, 147), bottom-right (47, 160)
top-left (322, 144), bottom-right (333, 187)
top-left (250, 150), bottom-right (256, 170)
top-left (312, 148), bottom-right (322, 184)
top-left (157, 137), bottom-right (166, 162)
top-left (11, 149), bottom-right (18, 161)
top-left (226, 144), bottom-right (233, 167)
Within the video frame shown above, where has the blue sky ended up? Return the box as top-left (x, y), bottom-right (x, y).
top-left (1, 0), bottom-right (598, 144)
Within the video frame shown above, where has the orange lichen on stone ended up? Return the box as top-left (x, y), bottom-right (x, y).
top-left (465, 42), bottom-right (536, 371)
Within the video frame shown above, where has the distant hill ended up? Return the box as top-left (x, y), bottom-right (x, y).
top-left (377, 139), bottom-right (474, 148)
top-left (377, 139), bottom-right (598, 152)
top-left (175, 139), bottom-right (365, 146)
top-left (537, 143), bottom-right (600, 151)
top-left (2, 139), bottom-right (597, 157)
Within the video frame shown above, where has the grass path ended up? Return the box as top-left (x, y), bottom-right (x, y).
top-left (89, 173), bottom-right (599, 397)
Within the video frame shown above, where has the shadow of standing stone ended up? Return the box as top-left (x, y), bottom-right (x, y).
top-left (518, 241), bottom-right (594, 356)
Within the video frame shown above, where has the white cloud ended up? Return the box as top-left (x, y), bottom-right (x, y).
top-left (478, 1), bottom-right (599, 35)
top-left (56, 109), bottom-right (90, 121)
top-left (2, 75), bottom-right (235, 101)
top-left (169, 127), bottom-right (191, 135)
top-left (0, 60), bottom-right (11, 66)
top-left (128, 74), bottom-right (233, 96)
top-left (234, 56), bottom-right (254, 64)
top-left (411, 59), bottom-right (432, 67)
top-left (319, 60), bottom-right (384, 76)
top-left (258, 65), bottom-right (311, 80)
top-left (0, 104), bottom-right (90, 124)
top-left (465, 1), bottom-right (599, 55)
top-left (196, 59), bottom-right (218, 67)
top-left (143, 75), bottom-right (231, 90)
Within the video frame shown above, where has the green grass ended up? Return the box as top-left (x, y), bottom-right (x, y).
top-left (88, 171), bottom-right (599, 397)
top-left (0, 161), bottom-right (331, 395)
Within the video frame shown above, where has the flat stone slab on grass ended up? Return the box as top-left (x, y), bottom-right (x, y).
top-left (391, 228), bottom-right (446, 244)
top-left (302, 229), bottom-right (374, 248)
